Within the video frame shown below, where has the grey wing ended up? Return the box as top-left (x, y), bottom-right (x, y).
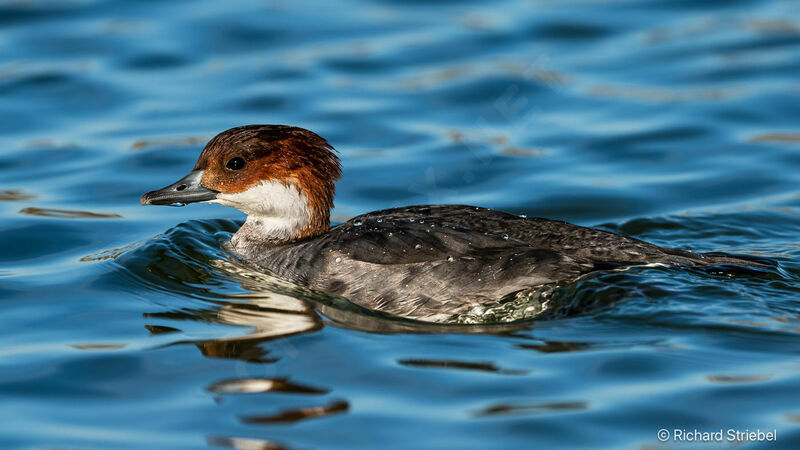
top-left (263, 217), bottom-right (587, 320)
top-left (341, 205), bottom-right (673, 267)
top-left (360, 205), bottom-right (771, 269)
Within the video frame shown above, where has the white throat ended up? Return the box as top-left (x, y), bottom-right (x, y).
top-left (211, 180), bottom-right (311, 246)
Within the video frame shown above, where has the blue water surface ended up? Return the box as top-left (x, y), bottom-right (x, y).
top-left (1, 0), bottom-right (800, 448)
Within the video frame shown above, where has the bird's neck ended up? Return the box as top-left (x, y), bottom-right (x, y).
top-left (231, 213), bottom-right (329, 249)
top-left (212, 179), bottom-right (332, 249)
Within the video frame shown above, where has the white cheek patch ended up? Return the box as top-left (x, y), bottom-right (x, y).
top-left (210, 181), bottom-right (311, 241)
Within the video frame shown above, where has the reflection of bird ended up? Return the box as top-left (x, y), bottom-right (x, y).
top-left (146, 300), bottom-right (319, 362)
top-left (142, 125), bottom-right (773, 323)
top-left (141, 257), bottom-right (322, 361)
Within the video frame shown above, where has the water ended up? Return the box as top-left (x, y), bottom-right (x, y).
top-left (2, 0), bottom-right (800, 447)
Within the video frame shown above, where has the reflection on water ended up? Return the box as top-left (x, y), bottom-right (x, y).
top-left (587, 84), bottom-right (738, 103)
top-left (147, 302), bottom-right (320, 362)
top-left (144, 324), bottom-right (181, 335)
top-left (130, 135), bottom-right (210, 151)
top-left (81, 240), bottom-right (144, 261)
top-left (18, 207), bottom-right (122, 219)
top-left (207, 378), bottom-right (329, 395)
top-left (0, 189), bottom-right (35, 201)
top-left (397, 358), bottom-right (527, 375)
top-left (70, 343), bottom-right (126, 350)
top-left (207, 436), bottom-right (287, 450)
top-left (240, 401), bottom-right (349, 425)
top-left (475, 401), bottom-right (589, 418)
top-left (706, 374), bottom-right (771, 384)
top-left (517, 340), bottom-right (591, 353)
top-left (750, 132), bottom-right (800, 143)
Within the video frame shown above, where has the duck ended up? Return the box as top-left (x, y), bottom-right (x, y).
top-left (141, 125), bottom-right (772, 322)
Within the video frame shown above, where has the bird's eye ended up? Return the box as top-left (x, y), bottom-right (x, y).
top-left (225, 157), bottom-right (246, 171)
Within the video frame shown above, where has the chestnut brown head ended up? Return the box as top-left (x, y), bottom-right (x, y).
top-left (141, 125), bottom-right (342, 241)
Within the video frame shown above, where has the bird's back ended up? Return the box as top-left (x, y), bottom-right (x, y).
top-left (241, 205), bottom-right (773, 321)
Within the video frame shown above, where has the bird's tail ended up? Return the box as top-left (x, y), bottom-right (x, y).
top-left (661, 247), bottom-right (777, 276)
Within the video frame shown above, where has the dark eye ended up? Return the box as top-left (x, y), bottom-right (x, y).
top-left (225, 157), bottom-right (246, 171)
